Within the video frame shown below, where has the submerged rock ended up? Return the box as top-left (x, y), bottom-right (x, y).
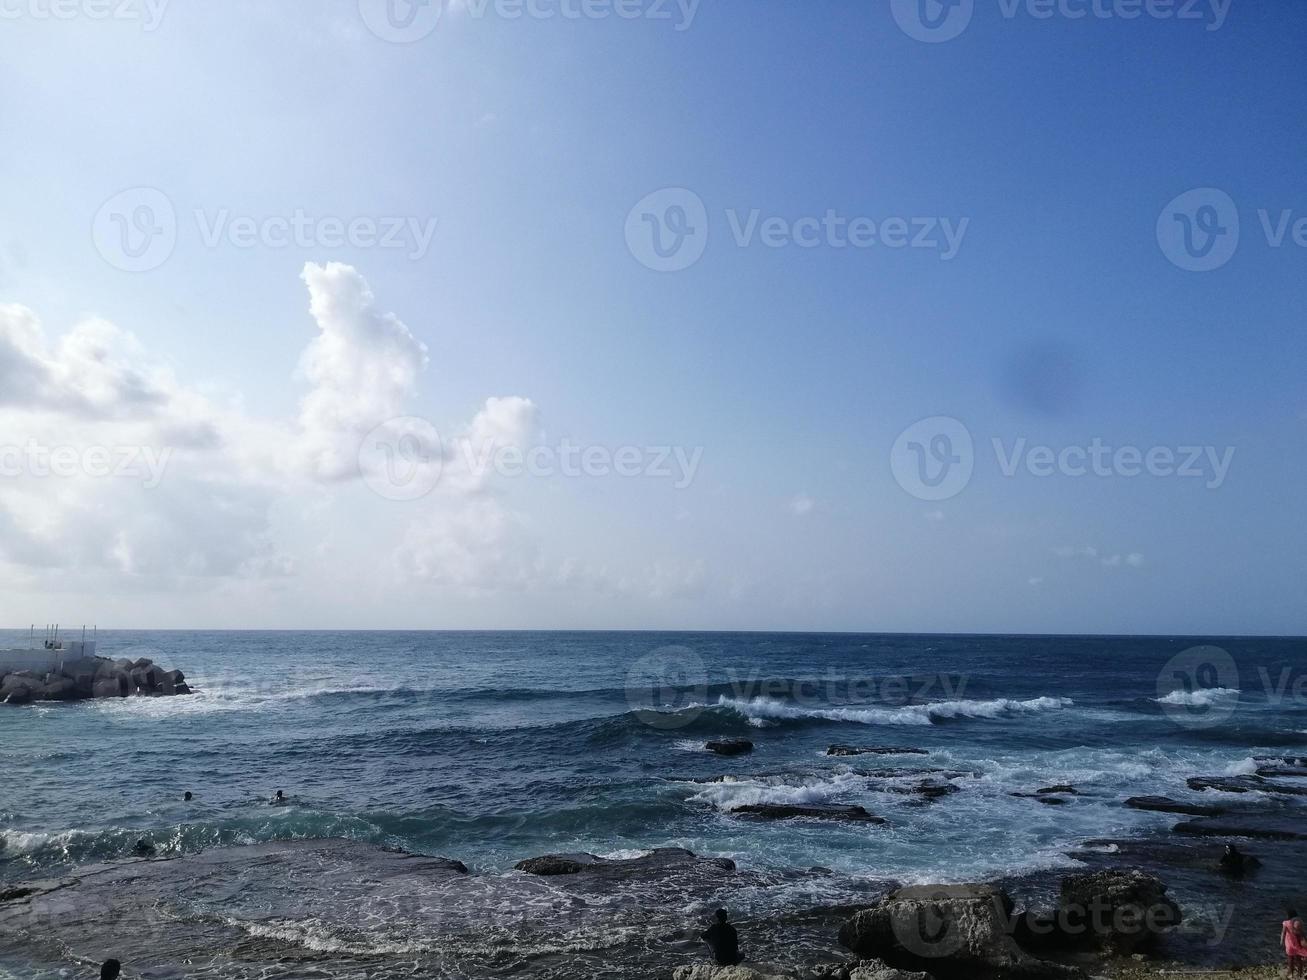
top-left (1174, 814), bottom-right (1307, 841)
top-left (828, 746), bottom-right (928, 757)
top-left (1188, 775), bottom-right (1307, 796)
top-left (672, 965), bottom-right (793, 980)
top-left (732, 803), bottom-right (886, 824)
top-left (1124, 795), bottom-right (1224, 817)
top-left (514, 847), bottom-right (736, 878)
top-left (706, 739), bottom-right (755, 756)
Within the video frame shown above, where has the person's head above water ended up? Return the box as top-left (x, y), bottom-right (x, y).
top-left (183, 791), bottom-right (193, 802)
top-left (101, 959), bottom-right (121, 980)
top-left (275, 790), bottom-right (284, 799)
top-left (715, 909), bottom-right (728, 923)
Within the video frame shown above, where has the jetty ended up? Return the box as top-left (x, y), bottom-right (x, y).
top-left (0, 625), bottom-right (191, 705)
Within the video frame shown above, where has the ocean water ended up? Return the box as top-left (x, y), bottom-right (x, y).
top-left (1, 631), bottom-right (1305, 978)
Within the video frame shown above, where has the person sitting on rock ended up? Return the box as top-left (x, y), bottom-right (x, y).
top-left (701, 908), bottom-right (743, 966)
top-left (100, 959), bottom-right (121, 980)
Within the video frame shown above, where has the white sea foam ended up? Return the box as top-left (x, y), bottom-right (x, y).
top-left (704, 695), bottom-right (1073, 727)
top-left (1155, 687), bottom-right (1239, 707)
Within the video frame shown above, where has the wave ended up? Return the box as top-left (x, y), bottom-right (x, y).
top-left (1155, 687), bottom-right (1239, 707)
top-left (699, 695), bottom-right (1074, 728)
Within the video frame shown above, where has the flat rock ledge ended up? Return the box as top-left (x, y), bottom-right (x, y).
top-left (1, 656), bottom-right (191, 705)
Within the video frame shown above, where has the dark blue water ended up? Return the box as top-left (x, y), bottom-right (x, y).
top-left (2, 631), bottom-right (1305, 977)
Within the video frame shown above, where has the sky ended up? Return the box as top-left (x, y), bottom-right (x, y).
top-left (0, 0), bottom-right (1303, 633)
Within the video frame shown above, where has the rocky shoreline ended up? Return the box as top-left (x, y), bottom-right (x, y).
top-left (0, 655), bottom-right (191, 704)
top-left (2, 744), bottom-right (1303, 978)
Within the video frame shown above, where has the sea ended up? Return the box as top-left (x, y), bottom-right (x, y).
top-left (1, 631), bottom-right (1305, 978)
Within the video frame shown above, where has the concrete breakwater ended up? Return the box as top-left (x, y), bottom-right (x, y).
top-left (0, 655), bottom-right (191, 705)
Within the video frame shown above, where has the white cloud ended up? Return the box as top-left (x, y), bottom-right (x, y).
top-left (789, 493), bottom-right (814, 516)
top-left (295, 261), bottom-right (429, 481)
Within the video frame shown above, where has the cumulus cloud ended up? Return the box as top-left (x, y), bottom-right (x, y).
top-left (789, 493), bottom-right (814, 516)
top-left (295, 262), bottom-right (429, 480)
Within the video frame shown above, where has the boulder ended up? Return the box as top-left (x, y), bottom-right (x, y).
top-left (883, 782), bottom-right (958, 801)
top-left (828, 746), bottom-right (928, 757)
top-left (706, 738), bottom-right (754, 756)
top-left (839, 884), bottom-right (1072, 978)
top-left (132, 657), bottom-right (154, 670)
top-left (3, 687), bottom-right (33, 705)
top-left (514, 847), bottom-right (735, 879)
top-left (38, 678), bottom-right (79, 701)
top-left (1054, 869), bottom-right (1180, 954)
top-left (93, 676), bottom-right (130, 699)
top-left (1036, 785), bottom-right (1079, 796)
top-left (733, 803), bottom-right (886, 824)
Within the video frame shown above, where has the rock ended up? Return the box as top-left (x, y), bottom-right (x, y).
top-left (93, 676), bottom-right (130, 699)
top-left (706, 739), bottom-right (754, 756)
top-left (160, 668), bottom-right (186, 693)
top-left (733, 803), bottom-right (886, 824)
top-left (174, 683), bottom-right (192, 695)
top-left (1256, 755), bottom-right (1307, 768)
top-left (848, 960), bottom-right (936, 980)
top-left (1036, 785), bottom-right (1079, 796)
top-left (3, 688), bottom-right (32, 705)
top-left (1054, 869), bottom-right (1180, 954)
top-left (132, 657), bottom-right (154, 670)
top-left (838, 883), bottom-right (1071, 978)
top-left (1174, 814), bottom-right (1307, 841)
top-left (828, 746), bottom-right (928, 757)
top-left (1216, 844), bottom-right (1260, 875)
top-left (1255, 766), bottom-right (1307, 778)
top-left (1124, 795), bottom-right (1224, 817)
top-left (860, 768), bottom-right (976, 781)
top-left (0, 886), bottom-right (36, 902)
top-left (1188, 775), bottom-right (1307, 796)
top-left (672, 965), bottom-right (792, 980)
top-left (514, 847), bottom-right (735, 878)
top-left (1010, 792), bottom-right (1067, 805)
top-left (515, 854), bottom-right (588, 875)
top-left (38, 678), bottom-right (79, 701)
top-left (883, 782), bottom-right (958, 801)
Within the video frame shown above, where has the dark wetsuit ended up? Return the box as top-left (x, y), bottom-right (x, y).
top-left (702, 921), bottom-right (742, 966)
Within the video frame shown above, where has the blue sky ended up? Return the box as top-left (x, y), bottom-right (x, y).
top-left (0, 0), bottom-right (1303, 632)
